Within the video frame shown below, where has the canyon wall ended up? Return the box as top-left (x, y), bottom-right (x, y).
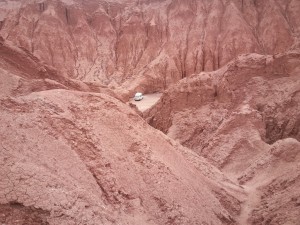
top-left (0, 0), bottom-right (299, 95)
top-left (1, 0), bottom-right (300, 224)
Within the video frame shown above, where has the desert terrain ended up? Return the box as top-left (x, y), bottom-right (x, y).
top-left (0, 0), bottom-right (299, 224)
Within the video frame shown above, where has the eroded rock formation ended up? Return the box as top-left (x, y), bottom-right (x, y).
top-left (145, 44), bottom-right (300, 224)
top-left (0, 0), bottom-right (300, 224)
top-left (0, 0), bottom-right (299, 95)
top-left (0, 35), bottom-right (244, 225)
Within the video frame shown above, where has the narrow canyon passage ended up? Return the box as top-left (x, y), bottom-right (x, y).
top-left (0, 0), bottom-right (299, 224)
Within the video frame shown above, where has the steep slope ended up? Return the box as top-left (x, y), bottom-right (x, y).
top-left (0, 0), bottom-right (299, 95)
top-left (1, 1), bottom-right (299, 224)
top-left (238, 138), bottom-right (300, 224)
top-left (0, 36), bottom-right (119, 99)
top-left (0, 92), bottom-right (242, 225)
top-left (146, 48), bottom-right (300, 167)
top-left (145, 46), bottom-right (300, 224)
top-left (0, 37), bottom-right (244, 225)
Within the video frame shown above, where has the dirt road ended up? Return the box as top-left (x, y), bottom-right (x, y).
top-left (129, 93), bottom-right (162, 112)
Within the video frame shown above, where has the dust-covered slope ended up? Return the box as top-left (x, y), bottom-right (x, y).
top-left (145, 47), bottom-right (300, 165)
top-left (1, 1), bottom-right (300, 224)
top-left (0, 91), bottom-right (242, 225)
top-left (0, 37), bottom-right (120, 99)
top-left (0, 39), bottom-right (245, 225)
top-left (238, 138), bottom-right (300, 224)
top-left (145, 44), bottom-right (300, 224)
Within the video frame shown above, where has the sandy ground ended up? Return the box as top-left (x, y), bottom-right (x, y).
top-left (130, 93), bottom-right (162, 112)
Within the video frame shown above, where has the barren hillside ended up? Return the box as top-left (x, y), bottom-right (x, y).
top-left (0, 38), bottom-right (245, 224)
top-left (145, 43), bottom-right (300, 224)
top-left (0, 0), bottom-right (300, 225)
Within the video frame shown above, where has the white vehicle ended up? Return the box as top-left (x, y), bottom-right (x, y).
top-left (134, 92), bottom-right (144, 101)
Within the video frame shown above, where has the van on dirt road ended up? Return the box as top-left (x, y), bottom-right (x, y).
top-left (134, 92), bottom-right (144, 101)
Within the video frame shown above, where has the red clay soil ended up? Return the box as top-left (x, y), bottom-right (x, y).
top-left (1, 0), bottom-right (299, 96)
top-left (0, 0), bottom-right (300, 224)
top-left (0, 37), bottom-right (243, 224)
top-left (0, 90), bottom-right (242, 224)
top-left (145, 46), bottom-right (300, 224)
